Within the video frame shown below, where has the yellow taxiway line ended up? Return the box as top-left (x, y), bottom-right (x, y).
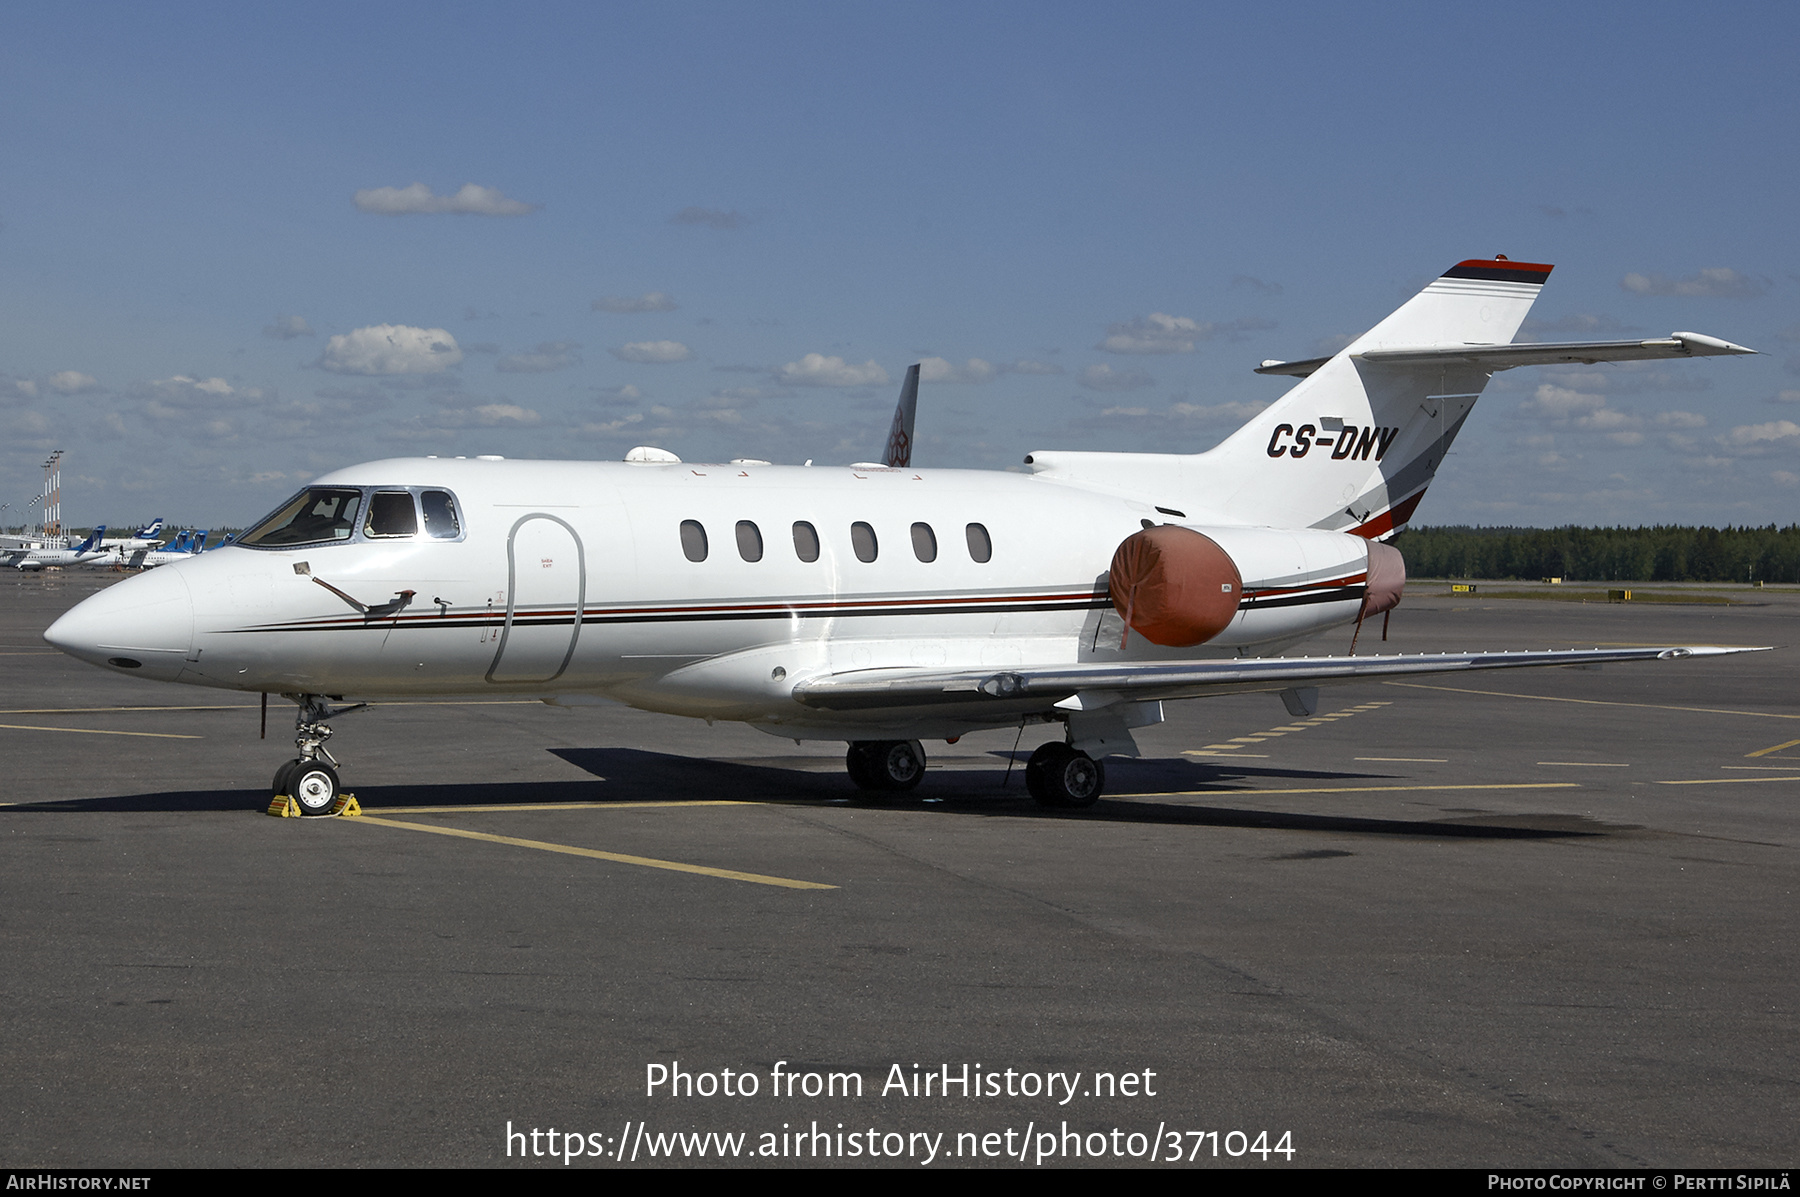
top-left (1384, 681), bottom-right (1800, 721)
top-left (1654, 776), bottom-right (1800, 786)
top-left (1119, 782), bottom-right (1580, 798)
top-left (0, 723), bottom-right (201, 739)
top-left (371, 800), bottom-right (749, 815)
top-left (1746, 738), bottom-right (1800, 758)
top-left (353, 814), bottom-right (836, 890)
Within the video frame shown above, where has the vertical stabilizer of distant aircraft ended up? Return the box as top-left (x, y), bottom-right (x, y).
top-left (883, 363), bottom-right (921, 467)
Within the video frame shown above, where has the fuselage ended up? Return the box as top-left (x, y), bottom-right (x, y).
top-left (44, 457), bottom-right (1378, 739)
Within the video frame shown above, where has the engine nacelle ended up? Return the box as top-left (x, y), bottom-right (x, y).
top-left (1108, 525), bottom-right (1243, 647)
top-left (1109, 525), bottom-right (1404, 649)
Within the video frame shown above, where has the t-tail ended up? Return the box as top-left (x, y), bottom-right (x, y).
top-left (883, 363), bottom-right (921, 468)
top-left (1025, 258), bottom-right (1752, 538)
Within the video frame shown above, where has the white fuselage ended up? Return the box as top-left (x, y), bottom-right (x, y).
top-left (44, 457), bottom-right (1377, 740)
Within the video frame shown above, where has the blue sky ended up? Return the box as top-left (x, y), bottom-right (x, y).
top-left (2, 1), bottom-right (1796, 529)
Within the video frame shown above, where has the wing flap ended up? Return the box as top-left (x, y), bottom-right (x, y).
top-left (790, 646), bottom-right (1767, 711)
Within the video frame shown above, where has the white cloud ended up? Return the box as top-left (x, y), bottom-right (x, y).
top-left (1718, 420), bottom-right (1800, 454)
top-left (148, 375), bottom-right (262, 402)
top-left (1098, 313), bottom-right (1275, 354)
top-left (1098, 313), bottom-right (1206, 354)
top-left (1619, 267), bottom-right (1769, 299)
top-left (1521, 384), bottom-right (1607, 420)
top-left (264, 315), bottom-right (315, 340)
top-left (1653, 410), bottom-right (1708, 429)
top-left (1773, 471), bottom-right (1800, 487)
top-left (1168, 400), bottom-right (1270, 424)
top-left (321, 325), bottom-right (463, 375)
top-left (46, 371), bottom-right (100, 394)
top-left (612, 340), bottom-right (692, 364)
top-left (4, 376), bottom-right (38, 401)
top-left (1077, 364), bottom-right (1154, 392)
top-left (597, 384), bottom-right (644, 403)
top-left (353, 182), bottom-right (537, 216)
top-left (917, 357), bottom-right (998, 384)
top-left (1006, 360), bottom-right (1065, 376)
top-left (593, 292), bottom-right (678, 313)
top-left (1230, 274), bottom-right (1283, 296)
top-left (670, 207), bottom-right (742, 229)
top-left (775, 354), bottom-right (888, 387)
top-left (497, 342), bottom-right (582, 373)
top-left (1768, 390), bottom-right (1800, 405)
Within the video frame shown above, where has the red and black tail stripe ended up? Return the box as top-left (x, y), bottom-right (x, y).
top-left (1442, 259), bottom-right (1553, 285)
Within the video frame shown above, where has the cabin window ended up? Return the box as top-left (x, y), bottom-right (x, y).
top-left (851, 521), bottom-right (878, 563)
top-left (364, 491), bottom-right (419, 538)
top-left (736, 520), bottom-right (763, 562)
top-left (966, 522), bottom-right (992, 563)
top-left (911, 522), bottom-right (937, 562)
top-left (680, 520), bottom-right (708, 562)
top-left (237, 488), bottom-right (363, 547)
top-left (792, 521), bottom-right (820, 562)
top-left (421, 490), bottom-right (461, 539)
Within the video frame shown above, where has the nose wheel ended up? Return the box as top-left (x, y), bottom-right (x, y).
top-left (271, 693), bottom-right (365, 816)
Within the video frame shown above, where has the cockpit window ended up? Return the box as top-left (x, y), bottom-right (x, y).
top-left (364, 491), bottom-right (419, 538)
top-left (421, 490), bottom-right (460, 539)
top-left (238, 488), bottom-right (364, 547)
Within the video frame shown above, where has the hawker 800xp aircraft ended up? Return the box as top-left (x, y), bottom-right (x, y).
top-left (45, 258), bottom-right (1763, 813)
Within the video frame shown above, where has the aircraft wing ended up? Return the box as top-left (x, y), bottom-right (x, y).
top-left (790, 645), bottom-right (1767, 712)
top-left (1255, 332), bottom-right (1755, 378)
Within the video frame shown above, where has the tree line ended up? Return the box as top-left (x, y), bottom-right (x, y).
top-left (1392, 525), bottom-right (1800, 583)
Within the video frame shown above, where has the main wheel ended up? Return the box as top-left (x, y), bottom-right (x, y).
top-left (871, 740), bottom-right (925, 791)
top-left (846, 742), bottom-right (880, 790)
top-left (846, 740), bottom-right (925, 793)
top-left (1025, 742), bottom-right (1105, 809)
top-left (289, 760), bottom-right (341, 816)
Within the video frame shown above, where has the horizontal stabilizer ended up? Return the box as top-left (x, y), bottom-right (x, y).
top-left (1256, 332), bottom-right (1756, 378)
top-left (792, 645), bottom-right (1768, 711)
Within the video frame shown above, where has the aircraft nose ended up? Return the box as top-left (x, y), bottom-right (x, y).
top-left (44, 566), bottom-right (195, 674)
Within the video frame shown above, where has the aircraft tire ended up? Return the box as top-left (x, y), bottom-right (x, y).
top-left (290, 760), bottom-right (341, 816)
top-left (1026, 743), bottom-right (1104, 809)
top-left (847, 740), bottom-right (926, 793)
top-left (271, 758), bottom-right (302, 798)
top-left (874, 740), bottom-right (925, 791)
top-left (845, 742), bottom-right (881, 791)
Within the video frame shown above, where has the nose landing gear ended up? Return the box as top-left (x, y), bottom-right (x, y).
top-left (271, 694), bottom-right (367, 815)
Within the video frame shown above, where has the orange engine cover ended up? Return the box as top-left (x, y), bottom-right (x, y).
top-left (1108, 525), bottom-right (1244, 647)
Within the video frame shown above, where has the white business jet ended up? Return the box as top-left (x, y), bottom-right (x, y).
top-left (44, 259), bottom-right (1761, 814)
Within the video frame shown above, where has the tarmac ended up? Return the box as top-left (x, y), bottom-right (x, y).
top-left (2, 570), bottom-right (1795, 1168)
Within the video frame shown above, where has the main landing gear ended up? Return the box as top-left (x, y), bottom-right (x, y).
top-left (1024, 741), bottom-right (1105, 809)
top-left (271, 694), bottom-right (366, 816)
top-left (845, 739), bottom-right (926, 795)
top-left (841, 735), bottom-right (1107, 810)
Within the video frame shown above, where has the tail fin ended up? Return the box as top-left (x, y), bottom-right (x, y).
top-left (1206, 258), bottom-right (1555, 536)
top-left (883, 364), bottom-right (920, 467)
top-left (1028, 258), bottom-right (1552, 535)
top-left (192, 530), bottom-right (210, 552)
top-left (137, 518), bottom-right (163, 538)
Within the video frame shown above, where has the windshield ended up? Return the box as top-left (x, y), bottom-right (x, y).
top-left (238, 488), bottom-right (364, 547)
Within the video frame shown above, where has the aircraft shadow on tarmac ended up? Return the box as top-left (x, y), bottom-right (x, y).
top-left (10, 747), bottom-right (1626, 840)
